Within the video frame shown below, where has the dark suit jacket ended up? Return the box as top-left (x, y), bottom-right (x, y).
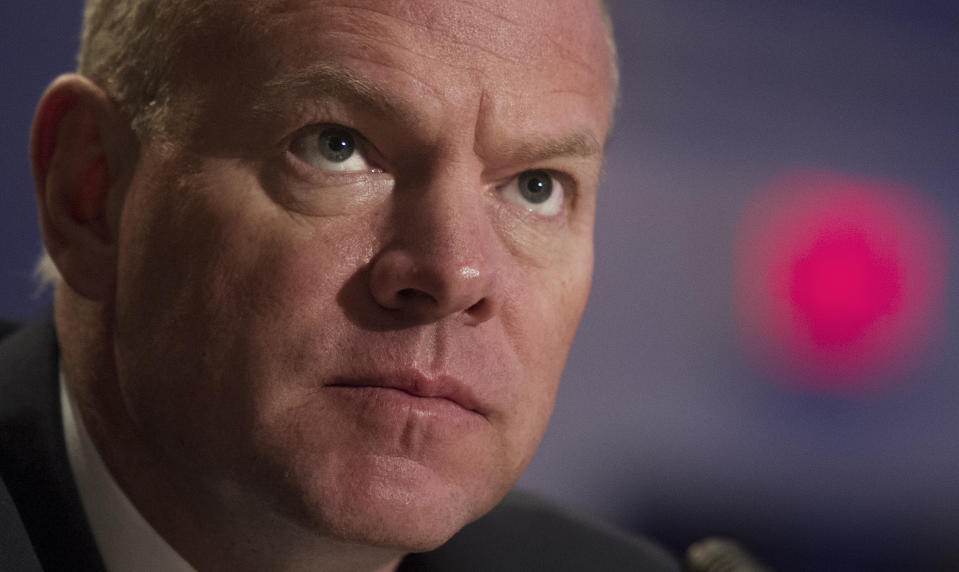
top-left (0, 316), bottom-right (679, 571)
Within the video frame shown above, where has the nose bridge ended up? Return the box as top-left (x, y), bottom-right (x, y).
top-left (406, 171), bottom-right (487, 270)
top-left (368, 163), bottom-right (499, 324)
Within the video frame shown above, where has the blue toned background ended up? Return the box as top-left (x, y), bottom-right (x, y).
top-left (3, 2), bottom-right (958, 570)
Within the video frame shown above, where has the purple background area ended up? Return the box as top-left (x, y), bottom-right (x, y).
top-left (3, 2), bottom-right (958, 569)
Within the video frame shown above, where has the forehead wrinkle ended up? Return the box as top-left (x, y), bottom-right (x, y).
top-left (329, 0), bottom-right (600, 79)
top-left (329, 2), bottom-right (523, 70)
top-left (253, 61), bottom-right (425, 122)
top-left (451, 0), bottom-right (602, 78)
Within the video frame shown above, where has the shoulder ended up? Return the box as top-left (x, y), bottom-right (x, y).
top-left (0, 313), bottom-right (59, 424)
top-left (0, 311), bottom-right (62, 497)
top-left (400, 490), bottom-right (680, 572)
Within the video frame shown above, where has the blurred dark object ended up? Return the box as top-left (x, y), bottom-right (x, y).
top-left (685, 537), bottom-right (770, 572)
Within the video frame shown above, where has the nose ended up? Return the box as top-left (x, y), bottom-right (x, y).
top-left (368, 179), bottom-right (499, 326)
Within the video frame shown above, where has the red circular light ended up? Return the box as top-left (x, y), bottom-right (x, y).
top-left (735, 170), bottom-right (948, 392)
top-left (790, 228), bottom-right (902, 348)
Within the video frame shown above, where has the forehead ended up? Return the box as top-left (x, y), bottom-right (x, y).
top-left (251, 0), bottom-right (608, 72)
top-left (168, 0), bottom-right (611, 142)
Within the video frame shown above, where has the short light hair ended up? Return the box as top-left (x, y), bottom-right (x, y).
top-left (78, 0), bottom-right (216, 138)
top-left (599, 0), bottom-right (621, 114)
top-left (36, 0), bottom-right (619, 288)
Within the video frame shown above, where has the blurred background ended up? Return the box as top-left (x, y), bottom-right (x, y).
top-left (2, 1), bottom-right (957, 570)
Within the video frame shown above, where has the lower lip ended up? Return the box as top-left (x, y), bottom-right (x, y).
top-left (326, 386), bottom-right (486, 432)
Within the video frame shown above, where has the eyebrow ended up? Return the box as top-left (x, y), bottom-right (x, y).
top-left (256, 63), bottom-right (603, 164)
top-left (498, 131), bottom-right (603, 164)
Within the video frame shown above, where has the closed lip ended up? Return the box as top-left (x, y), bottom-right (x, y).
top-left (328, 370), bottom-right (488, 417)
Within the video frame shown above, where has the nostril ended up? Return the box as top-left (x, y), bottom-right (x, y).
top-left (396, 288), bottom-right (435, 304)
top-left (465, 297), bottom-right (492, 321)
top-left (368, 250), bottom-right (496, 323)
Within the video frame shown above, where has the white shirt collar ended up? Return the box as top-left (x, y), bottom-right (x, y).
top-left (61, 374), bottom-right (197, 572)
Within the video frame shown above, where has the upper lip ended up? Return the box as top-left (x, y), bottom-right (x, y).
top-left (328, 369), bottom-right (488, 416)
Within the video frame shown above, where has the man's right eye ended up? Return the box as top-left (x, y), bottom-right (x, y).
top-left (289, 126), bottom-right (374, 172)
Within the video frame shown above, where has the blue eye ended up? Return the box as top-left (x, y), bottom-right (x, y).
top-left (318, 128), bottom-right (355, 163)
top-left (502, 169), bottom-right (565, 216)
top-left (518, 170), bottom-right (554, 204)
top-left (290, 126), bottom-right (372, 172)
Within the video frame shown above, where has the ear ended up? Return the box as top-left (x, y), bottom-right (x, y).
top-left (31, 74), bottom-right (137, 301)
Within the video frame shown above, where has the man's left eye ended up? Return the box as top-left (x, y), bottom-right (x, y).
top-left (289, 126), bottom-right (373, 172)
top-left (501, 170), bottom-right (565, 216)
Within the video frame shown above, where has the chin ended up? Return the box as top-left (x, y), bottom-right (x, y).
top-left (323, 497), bottom-right (471, 553)
top-left (272, 451), bottom-right (511, 553)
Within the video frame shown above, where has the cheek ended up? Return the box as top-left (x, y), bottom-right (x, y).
top-left (112, 160), bottom-right (378, 461)
top-left (118, 157), bottom-right (376, 333)
top-left (499, 245), bottom-right (594, 460)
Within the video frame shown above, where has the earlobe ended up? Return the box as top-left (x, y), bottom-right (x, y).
top-left (31, 74), bottom-right (136, 301)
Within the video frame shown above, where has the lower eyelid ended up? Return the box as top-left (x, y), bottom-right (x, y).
top-left (284, 149), bottom-right (379, 185)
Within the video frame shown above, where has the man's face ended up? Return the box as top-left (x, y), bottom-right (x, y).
top-left (111, 0), bottom-right (611, 551)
